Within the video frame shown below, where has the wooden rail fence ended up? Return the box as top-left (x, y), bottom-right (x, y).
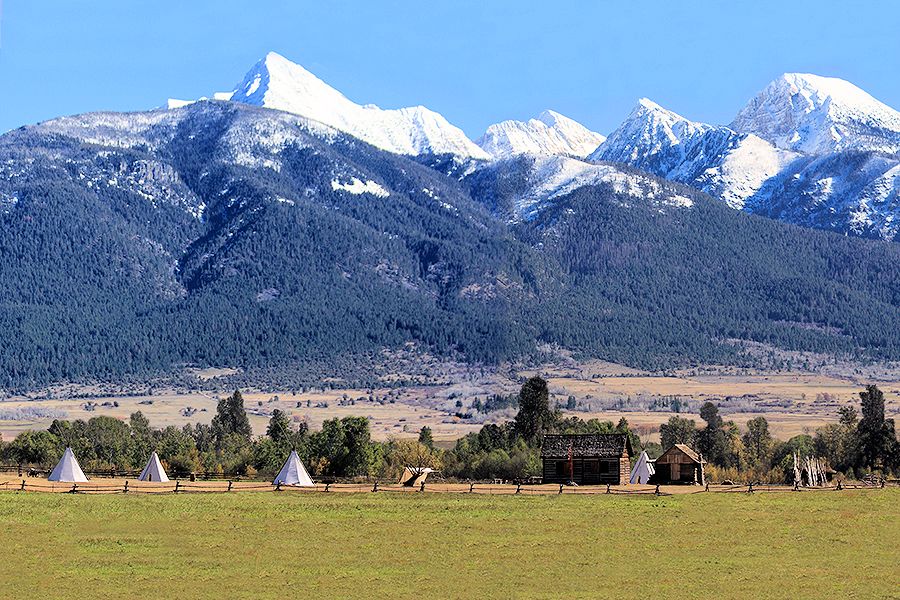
top-left (0, 478), bottom-right (894, 497)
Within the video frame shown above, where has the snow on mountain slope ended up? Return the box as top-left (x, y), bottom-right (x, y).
top-left (482, 155), bottom-right (694, 221)
top-left (228, 52), bottom-right (489, 160)
top-left (747, 151), bottom-right (900, 240)
top-left (477, 110), bottom-right (606, 159)
top-left (167, 92), bottom-right (233, 109)
top-left (590, 99), bottom-right (796, 208)
top-left (36, 110), bottom-right (187, 150)
top-left (17, 103), bottom-right (372, 220)
top-left (732, 73), bottom-right (900, 155)
top-left (692, 134), bottom-right (799, 210)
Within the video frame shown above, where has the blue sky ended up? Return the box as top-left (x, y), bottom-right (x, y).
top-left (2, 1), bottom-right (899, 136)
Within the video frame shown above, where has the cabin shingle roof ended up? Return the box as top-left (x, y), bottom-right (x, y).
top-left (541, 434), bottom-right (632, 459)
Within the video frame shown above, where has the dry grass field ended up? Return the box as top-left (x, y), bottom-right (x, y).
top-left (0, 489), bottom-right (897, 599)
top-left (0, 387), bottom-right (484, 442)
top-left (2, 362), bottom-right (898, 444)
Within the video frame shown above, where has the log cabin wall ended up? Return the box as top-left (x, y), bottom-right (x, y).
top-left (540, 434), bottom-right (634, 485)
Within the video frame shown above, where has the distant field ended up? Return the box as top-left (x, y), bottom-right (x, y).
top-left (0, 490), bottom-right (896, 599)
top-left (1, 365), bottom-right (898, 443)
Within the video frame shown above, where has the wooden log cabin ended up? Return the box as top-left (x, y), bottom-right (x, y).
top-left (653, 444), bottom-right (705, 485)
top-left (541, 434), bottom-right (633, 485)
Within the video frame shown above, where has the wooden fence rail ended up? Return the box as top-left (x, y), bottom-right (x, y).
top-left (0, 478), bottom-right (895, 497)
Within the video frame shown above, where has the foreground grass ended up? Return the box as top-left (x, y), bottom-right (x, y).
top-left (0, 490), bottom-right (897, 599)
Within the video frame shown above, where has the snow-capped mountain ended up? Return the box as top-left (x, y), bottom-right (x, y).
top-left (590, 98), bottom-right (715, 167)
top-left (4, 90), bottom-right (900, 388)
top-left (226, 52), bottom-right (490, 160)
top-left (581, 76), bottom-right (900, 239)
top-left (732, 73), bottom-right (900, 155)
top-left (477, 110), bottom-right (606, 159)
top-left (589, 99), bottom-right (796, 209)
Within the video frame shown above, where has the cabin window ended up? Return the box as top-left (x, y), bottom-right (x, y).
top-left (584, 460), bottom-right (599, 475)
top-left (598, 460), bottom-right (613, 474)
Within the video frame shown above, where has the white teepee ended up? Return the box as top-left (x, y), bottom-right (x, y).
top-left (274, 450), bottom-right (314, 487)
top-left (48, 447), bottom-right (89, 483)
top-left (138, 452), bottom-right (170, 482)
top-left (629, 450), bottom-right (655, 484)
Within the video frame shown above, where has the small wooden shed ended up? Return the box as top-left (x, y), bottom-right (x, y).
top-left (541, 434), bottom-right (633, 485)
top-left (654, 444), bottom-right (705, 485)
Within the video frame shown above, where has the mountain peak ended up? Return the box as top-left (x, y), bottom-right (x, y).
top-left (264, 50), bottom-right (289, 63)
top-left (589, 98), bottom-right (734, 178)
top-left (224, 52), bottom-right (489, 159)
top-left (234, 52), bottom-right (351, 113)
top-left (477, 110), bottom-right (605, 159)
top-left (629, 98), bottom-right (696, 126)
top-left (636, 97), bottom-right (666, 111)
top-left (535, 109), bottom-right (570, 127)
top-left (591, 99), bottom-right (712, 161)
top-left (732, 73), bottom-right (900, 155)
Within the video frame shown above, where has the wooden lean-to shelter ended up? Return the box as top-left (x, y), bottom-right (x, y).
top-left (653, 444), bottom-right (705, 485)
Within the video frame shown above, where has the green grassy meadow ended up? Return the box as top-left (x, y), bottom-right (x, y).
top-left (0, 490), bottom-right (897, 599)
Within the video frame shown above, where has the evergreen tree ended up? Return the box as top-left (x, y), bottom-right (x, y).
top-left (266, 409), bottom-right (293, 448)
top-left (211, 390), bottom-right (253, 444)
top-left (418, 426), bottom-right (434, 449)
top-left (615, 417), bottom-right (641, 453)
top-left (856, 385), bottom-right (898, 471)
top-left (742, 416), bottom-right (774, 469)
top-left (697, 402), bottom-right (728, 466)
top-left (514, 377), bottom-right (554, 444)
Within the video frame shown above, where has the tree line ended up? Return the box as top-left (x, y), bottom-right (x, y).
top-left (1, 381), bottom-right (897, 483)
top-left (658, 384), bottom-right (900, 481)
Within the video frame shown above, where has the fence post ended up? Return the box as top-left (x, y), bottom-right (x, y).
top-left (20, 479), bottom-right (26, 491)
top-left (515, 483), bottom-right (521, 494)
top-left (606, 483), bottom-right (611, 494)
top-left (654, 484), bottom-right (660, 496)
top-left (419, 481), bottom-right (425, 493)
top-left (174, 481), bottom-right (180, 494)
top-left (748, 482), bottom-right (754, 494)
top-left (124, 481), bottom-right (129, 494)
top-left (275, 481), bottom-right (282, 492)
top-left (469, 482), bottom-right (475, 493)
top-left (70, 484), bottom-right (77, 494)
top-left (324, 483), bottom-right (330, 492)
top-left (227, 480), bottom-right (233, 492)
top-left (705, 481), bottom-right (710, 492)
top-left (559, 484), bottom-right (564, 495)
top-left (372, 481), bottom-right (379, 493)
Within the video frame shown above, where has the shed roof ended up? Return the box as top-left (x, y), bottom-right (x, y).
top-left (541, 434), bottom-right (632, 459)
top-left (660, 444), bottom-right (704, 464)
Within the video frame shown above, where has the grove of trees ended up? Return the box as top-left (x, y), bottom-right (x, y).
top-left (1, 382), bottom-right (897, 483)
top-left (656, 385), bottom-right (900, 481)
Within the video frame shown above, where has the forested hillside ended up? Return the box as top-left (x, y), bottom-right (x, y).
top-left (0, 101), bottom-right (899, 390)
